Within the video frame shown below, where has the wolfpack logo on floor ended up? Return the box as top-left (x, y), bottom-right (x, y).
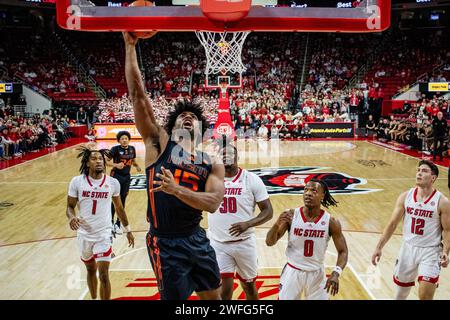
top-left (113, 275), bottom-right (281, 300)
top-left (129, 166), bottom-right (379, 194)
top-left (247, 166), bottom-right (379, 195)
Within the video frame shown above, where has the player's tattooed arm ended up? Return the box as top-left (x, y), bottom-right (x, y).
top-left (372, 191), bottom-right (407, 266)
top-left (439, 196), bottom-right (450, 268)
top-left (265, 209), bottom-right (293, 246)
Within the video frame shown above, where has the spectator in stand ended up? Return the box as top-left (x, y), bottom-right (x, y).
top-left (270, 125), bottom-right (279, 139)
top-left (404, 122), bottom-right (420, 150)
top-left (365, 114), bottom-right (376, 137)
top-left (76, 107), bottom-right (87, 125)
top-left (279, 125), bottom-right (291, 140)
top-left (0, 128), bottom-right (13, 159)
top-left (432, 111), bottom-right (448, 161)
top-left (258, 124), bottom-right (268, 139)
top-left (395, 120), bottom-right (408, 143)
top-left (301, 123), bottom-right (311, 139)
top-left (292, 124), bottom-right (301, 139)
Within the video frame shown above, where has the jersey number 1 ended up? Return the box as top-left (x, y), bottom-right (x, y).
top-left (411, 217), bottom-right (425, 235)
top-left (92, 200), bottom-right (97, 215)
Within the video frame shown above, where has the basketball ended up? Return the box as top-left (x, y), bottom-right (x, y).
top-left (129, 0), bottom-right (158, 39)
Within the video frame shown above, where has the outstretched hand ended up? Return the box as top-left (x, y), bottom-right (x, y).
top-left (123, 31), bottom-right (139, 46)
top-left (152, 166), bottom-right (179, 195)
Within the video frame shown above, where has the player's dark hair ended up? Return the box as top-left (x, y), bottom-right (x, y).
top-left (309, 179), bottom-right (339, 208)
top-left (164, 100), bottom-right (208, 135)
top-left (116, 130), bottom-right (131, 142)
top-left (77, 146), bottom-right (110, 176)
top-left (418, 160), bottom-right (439, 177)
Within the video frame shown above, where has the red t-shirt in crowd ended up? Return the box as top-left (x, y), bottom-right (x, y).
top-left (322, 106), bottom-right (330, 115)
top-left (307, 114), bottom-right (316, 122)
top-left (9, 132), bottom-right (20, 142)
top-left (350, 95), bottom-right (359, 106)
top-left (431, 106), bottom-right (440, 117)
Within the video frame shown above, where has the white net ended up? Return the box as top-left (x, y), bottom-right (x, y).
top-left (195, 31), bottom-right (250, 76)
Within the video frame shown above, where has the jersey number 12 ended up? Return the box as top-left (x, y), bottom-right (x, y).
top-left (411, 217), bottom-right (425, 235)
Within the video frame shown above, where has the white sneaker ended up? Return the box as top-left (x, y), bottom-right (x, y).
top-left (114, 223), bottom-right (123, 235)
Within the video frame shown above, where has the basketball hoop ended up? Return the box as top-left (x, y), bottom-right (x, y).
top-left (195, 31), bottom-right (250, 81)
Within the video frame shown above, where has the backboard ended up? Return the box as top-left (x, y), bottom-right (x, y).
top-left (206, 71), bottom-right (243, 89)
top-left (57, 0), bottom-right (391, 33)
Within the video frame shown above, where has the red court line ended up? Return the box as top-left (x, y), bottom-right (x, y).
top-left (0, 235), bottom-right (77, 248)
top-left (368, 140), bottom-right (450, 167)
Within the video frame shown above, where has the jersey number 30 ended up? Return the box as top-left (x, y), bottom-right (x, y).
top-left (219, 197), bottom-right (237, 214)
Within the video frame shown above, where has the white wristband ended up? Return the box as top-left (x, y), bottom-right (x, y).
top-left (333, 266), bottom-right (343, 276)
top-left (122, 225), bottom-right (131, 233)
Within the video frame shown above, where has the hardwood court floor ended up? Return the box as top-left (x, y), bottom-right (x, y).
top-left (0, 140), bottom-right (449, 300)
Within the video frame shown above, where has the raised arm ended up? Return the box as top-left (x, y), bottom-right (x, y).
top-left (123, 32), bottom-right (168, 159)
top-left (372, 191), bottom-right (407, 265)
top-left (265, 209), bottom-right (293, 246)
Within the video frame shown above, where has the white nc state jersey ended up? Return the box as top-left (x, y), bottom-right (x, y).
top-left (403, 187), bottom-right (442, 247)
top-left (286, 207), bottom-right (331, 271)
top-left (208, 168), bottom-right (269, 242)
top-left (68, 174), bottom-right (120, 240)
